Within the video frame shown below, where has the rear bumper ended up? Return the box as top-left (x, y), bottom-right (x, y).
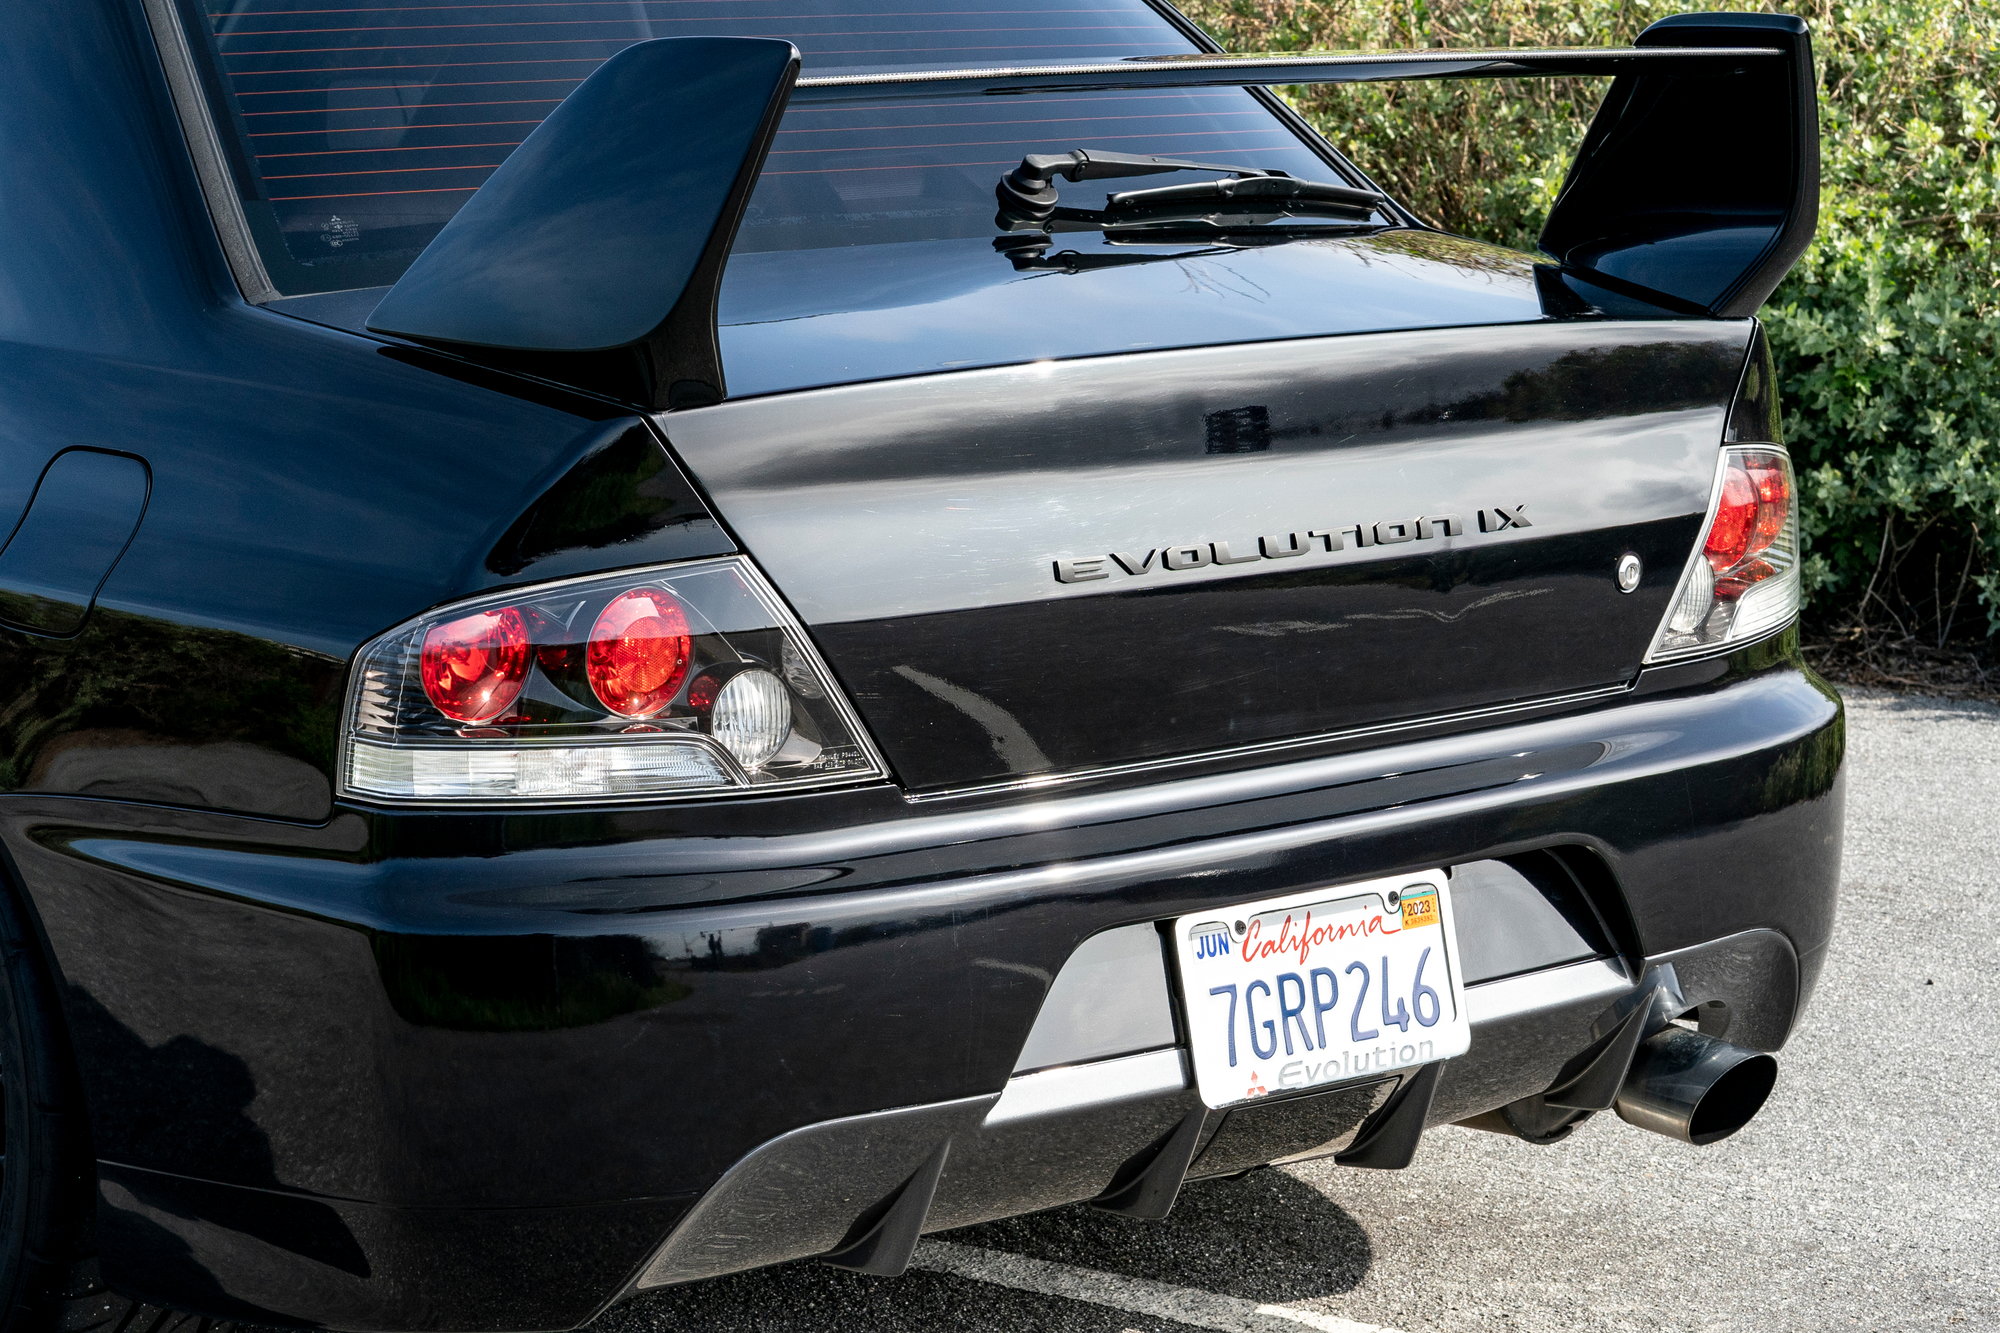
top-left (7, 647), bottom-right (1842, 1330)
top-left (634, 928), bottom-right (1800, 1289)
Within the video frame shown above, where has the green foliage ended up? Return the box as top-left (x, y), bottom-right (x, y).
top-left (1179, 0), bottom-right (2000, 642)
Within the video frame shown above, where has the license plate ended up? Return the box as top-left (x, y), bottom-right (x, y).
top-left (1171, 871), bottom-right (1472, 1108)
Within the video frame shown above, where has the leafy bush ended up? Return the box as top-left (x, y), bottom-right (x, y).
top-left (1179, 0), bottom-right (2000, 645)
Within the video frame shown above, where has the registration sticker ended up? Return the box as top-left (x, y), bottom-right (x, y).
top-left (1170, 871), bottom-right (1472, 1109)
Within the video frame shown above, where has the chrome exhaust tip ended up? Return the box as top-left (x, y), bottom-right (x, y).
top-left (1613, 1026), bottom-right (1777, 1145)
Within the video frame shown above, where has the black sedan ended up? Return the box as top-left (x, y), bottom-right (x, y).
top-left (0, 3), bottom-right (1837, 1330)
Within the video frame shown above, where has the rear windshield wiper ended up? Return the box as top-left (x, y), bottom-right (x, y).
top-left (998, 197), bottom-right (1391, 244)
top-left (996, 148), bottom-right (1388, 230)
top-left (1009, 209), bottom-right (1385, 243)
top-left (1106, 172), bottom-right (1386, 218)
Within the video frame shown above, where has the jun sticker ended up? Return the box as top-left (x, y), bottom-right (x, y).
top-left (1399, 885), bottom-right (1441, 930)
top-left (1189, 920), bottom-right (1234, 961)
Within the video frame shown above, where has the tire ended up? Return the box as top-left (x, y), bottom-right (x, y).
top-left (0, 880), bottom-right (229, 1333)
top-left (49, 1261), bottom-right (231, 1333)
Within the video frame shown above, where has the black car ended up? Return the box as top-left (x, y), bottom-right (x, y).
top-left (0, 2), bottom-right (1839, 1330)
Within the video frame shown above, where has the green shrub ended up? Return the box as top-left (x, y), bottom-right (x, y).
top-left (1178, 0), bottom-right (2000, 644)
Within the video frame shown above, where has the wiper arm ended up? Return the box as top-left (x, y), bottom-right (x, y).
top-left (995, 147), bottom-right (1386, 229)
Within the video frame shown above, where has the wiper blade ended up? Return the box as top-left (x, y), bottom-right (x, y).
top-left (1106, 172), bottom-right (1384, 218)
top-left (995, 147), bottom-right (1387, 229)
top-left (999, 201), bottom-right (1388, 243)
top-left (1100, 217), bottom-right (1385, 242)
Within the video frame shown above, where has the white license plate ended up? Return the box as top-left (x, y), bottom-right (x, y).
top-left (1171, 871), bottom-right (1472, 1108)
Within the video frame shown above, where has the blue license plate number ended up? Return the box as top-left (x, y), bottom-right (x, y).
top-left (1172, 872), bottom-right (1471, 1108)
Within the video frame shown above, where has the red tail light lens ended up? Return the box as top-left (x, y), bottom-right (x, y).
top-left (1703, 467), bottom-right (1759, 570)
top-left (586, 587), bottom-right (693, 718)
top-left (1703, 452), bottom-right (1792, 585)
top-left (420, 608), bottom-right (530, 723)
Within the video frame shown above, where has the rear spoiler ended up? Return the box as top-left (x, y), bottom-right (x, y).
top-left (366, 14), bottom-right (1816, 410)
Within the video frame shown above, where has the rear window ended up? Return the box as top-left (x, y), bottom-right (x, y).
top-left (172, 0), bottom-right (1346, 295)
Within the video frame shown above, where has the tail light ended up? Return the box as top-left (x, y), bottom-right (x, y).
top-left (585, 588), bottom-right (693, 718)
top-left (342, 557), bottom-right (888, 803)
top-left (1647, 446), bottom-right (1800, 661)
top-left (420, 608), bottom-right (530, 723)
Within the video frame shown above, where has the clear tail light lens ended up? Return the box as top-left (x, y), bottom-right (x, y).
top-left (1647, 446), bottom-right (1800, 661)
top-left (342, 557), bottom-right (888, 804)
top-left (700, 667), bottom-right (794, 769)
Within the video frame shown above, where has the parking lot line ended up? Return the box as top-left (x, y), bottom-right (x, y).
top-left (912, 1240), bottom-right (1402, 1333)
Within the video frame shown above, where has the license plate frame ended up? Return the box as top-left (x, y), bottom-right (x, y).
top-left (1169, 870), bottom-right (1472, 1109)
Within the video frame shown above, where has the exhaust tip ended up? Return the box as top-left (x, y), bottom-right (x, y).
top-left (1614, 1027), bottom-right (1778, 1145)
top-left (1683, 1049), bottom-right (1778, 1145)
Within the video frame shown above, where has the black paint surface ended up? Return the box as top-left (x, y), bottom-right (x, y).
top-left (0, 1), bottom-right (1838, 1327)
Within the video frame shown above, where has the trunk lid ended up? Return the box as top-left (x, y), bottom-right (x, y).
top-left (715, 230), bottom-right (1564, 398)
top-left (663, 317), bottom-right (1750, 792)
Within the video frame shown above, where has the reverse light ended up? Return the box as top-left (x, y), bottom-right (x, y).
top-left (1647, 446), bottom-right (1800, 661)
top-left (703, 667), bottom-right (793, 770)
top-left (342, 557), bottom-right (887, 803)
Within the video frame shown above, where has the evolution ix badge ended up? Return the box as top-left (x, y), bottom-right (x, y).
top-left (1049, 506), bottom-right (1531, 584)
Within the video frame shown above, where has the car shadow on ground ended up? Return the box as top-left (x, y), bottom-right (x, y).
top-left (952, 1165), bottom-right (1373, 1301)
top-left (595, 1167), bottom-right (1372, 1332)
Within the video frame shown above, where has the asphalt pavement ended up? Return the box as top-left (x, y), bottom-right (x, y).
top-left (593, 688), bottom-right (2000, 1333)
